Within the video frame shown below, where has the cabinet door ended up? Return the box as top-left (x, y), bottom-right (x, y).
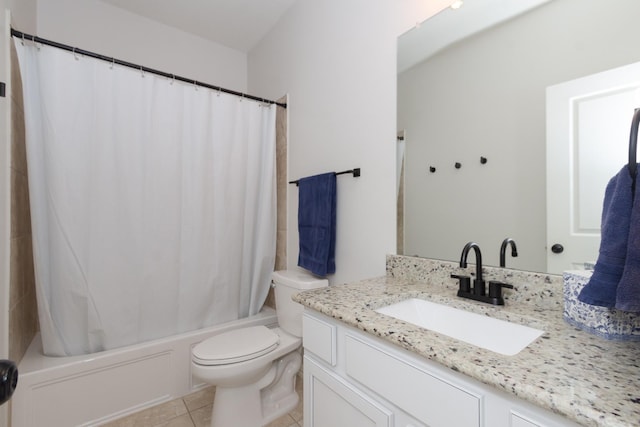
top-left (512, 412), bottom-right (541, 427)
top-left (509, 409), bottom-right (578, 427)
top-left (304, 356), bottom-right (393, 427)
top-left (345, 334), bottom-right (481, 427)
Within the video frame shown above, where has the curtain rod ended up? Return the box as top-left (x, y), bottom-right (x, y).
top-left (10, 28), bottom-right (287, 109)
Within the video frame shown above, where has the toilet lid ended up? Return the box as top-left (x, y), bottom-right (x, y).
top-left (192, 325), bottom-right (280, 366)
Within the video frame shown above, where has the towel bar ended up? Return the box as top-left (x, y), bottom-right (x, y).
top-left (628, 108), bottom-right (640, 181)
top-left (289, 168), bottom-right (361, 186)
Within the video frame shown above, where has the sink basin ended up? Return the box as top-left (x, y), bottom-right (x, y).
top-left (375, 298), bottom-right (544, 356)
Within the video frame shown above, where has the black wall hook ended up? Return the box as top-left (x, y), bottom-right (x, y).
top-left (480, 156), bottom-right (487, 164)
top-left (455, 162), bottom-right (462, 169)
top-left (429, 166), bottom-right (436, 173)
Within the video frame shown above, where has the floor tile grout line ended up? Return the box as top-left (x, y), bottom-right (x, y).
top-left (184, 396), bottom-right (197, 427)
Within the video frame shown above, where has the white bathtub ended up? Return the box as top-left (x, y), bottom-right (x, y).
top-left (11, 307), bottom-right (278, 427)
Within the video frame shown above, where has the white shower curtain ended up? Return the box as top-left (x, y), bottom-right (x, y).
top-left (14, 39), bottom-right (277, 357)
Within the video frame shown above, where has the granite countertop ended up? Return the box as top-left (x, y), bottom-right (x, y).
top-left (293, 256), bottom-right (640, 427)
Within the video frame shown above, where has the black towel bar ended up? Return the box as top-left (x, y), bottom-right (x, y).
top-left (628, 108), bottom-right (640, 202)
top-left (289, 168), bottom-right (361, 186)
top-left (629, 108), bottom-right (640, 181)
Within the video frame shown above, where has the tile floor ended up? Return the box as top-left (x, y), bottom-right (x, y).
top-left (101, 374), bottom-right (303, 427)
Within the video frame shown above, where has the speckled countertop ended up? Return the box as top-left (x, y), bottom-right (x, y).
top-left (293, 255), bottom-right (640, 427)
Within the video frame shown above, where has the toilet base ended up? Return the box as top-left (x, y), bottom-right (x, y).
top-left (210, 351), bottom-right (301, 427)
top-left (261, 351), bottom-right (302, 424)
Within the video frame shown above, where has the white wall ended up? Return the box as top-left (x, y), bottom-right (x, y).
top-left (35, 0), bottom-right (247, 92)
top-left (248, 0), bottom-right (451, 285)
top-left (8, 0), bottom-right (36, 33)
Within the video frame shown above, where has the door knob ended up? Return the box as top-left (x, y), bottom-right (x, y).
top-left (551, 244), bottom-right (564, 254)
top-left (0, 359), bottom-right (17, 405)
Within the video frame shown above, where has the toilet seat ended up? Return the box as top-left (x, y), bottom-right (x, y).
top-left (193, 325), bottom-right (280, 366)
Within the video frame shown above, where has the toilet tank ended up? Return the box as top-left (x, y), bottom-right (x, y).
top-left (272, 270), bottom-right (328, 337)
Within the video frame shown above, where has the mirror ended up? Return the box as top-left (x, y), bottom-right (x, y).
top-left (397, 0), bottom-right (640, 273)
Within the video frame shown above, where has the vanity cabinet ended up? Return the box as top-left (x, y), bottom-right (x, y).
top-left (304, 357), bottom-right (393, 427)
top-left (302, 309), bottom-right (579, 427)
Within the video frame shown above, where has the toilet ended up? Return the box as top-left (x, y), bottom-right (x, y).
top-left (191, 270), bottom-right (328, 427)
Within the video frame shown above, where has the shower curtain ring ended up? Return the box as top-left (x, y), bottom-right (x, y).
top-left (140, 66), bottom-right (145, 78)
top-left (21, 34), bottom-right (25, 45)
top-left (73, 47), bottom-right (79, 60)
top-left (170, 74), bottom-right (175, 85)
top-left (194, 80), bottom-right (198, 91)
top-left (31, 35), bottom-right (40, 50)
top-left (110, 58), bottom-right (115, 70)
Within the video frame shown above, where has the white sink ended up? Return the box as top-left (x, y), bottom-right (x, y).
top-left (375, 298), bottom-right (544, 356)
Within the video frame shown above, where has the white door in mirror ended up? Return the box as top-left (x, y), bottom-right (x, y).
top-left (546, 60), bottom-right (640, 274)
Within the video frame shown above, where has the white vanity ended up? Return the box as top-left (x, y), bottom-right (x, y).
top-left (294, 256), bottom-right (640, 427)
top-left (302, 309), bottom-right (578, 427)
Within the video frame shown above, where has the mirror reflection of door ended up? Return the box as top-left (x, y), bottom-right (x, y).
top-left (546, 61), bottom-right (640, 274)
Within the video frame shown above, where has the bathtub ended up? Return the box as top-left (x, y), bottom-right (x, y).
top-left (11, 307), bottom-right (278, 427)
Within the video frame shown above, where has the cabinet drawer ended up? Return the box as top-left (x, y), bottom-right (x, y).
top-left (345, 334), bottom-right (481, 427)
top-left (303, 313), bottom-right (336, 365)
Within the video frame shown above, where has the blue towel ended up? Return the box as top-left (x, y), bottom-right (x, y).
top-left (297, 173), bottom-right (336, 277)
top-left (616, 169), bottom-right (640, 312)
top-left (579, 166), bottom-right (632, 307)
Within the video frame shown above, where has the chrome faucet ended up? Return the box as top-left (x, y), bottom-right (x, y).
top-left (499, 238), bottom-right (518, 268)
top-left (451, 242), bottom-right (514, 305)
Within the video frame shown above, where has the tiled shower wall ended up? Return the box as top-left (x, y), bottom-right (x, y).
top-left (275, 97), bottom-right (288, 272)
top-left (8, 41), bottom-right (39, 363)
top-left (265, 97), bottom-right (288, 309)
top-left (6, 53), bottom-right (288, 360)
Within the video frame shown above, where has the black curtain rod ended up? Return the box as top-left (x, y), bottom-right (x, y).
top-left (11, 28), bottom-right (287, 109)
top-left (289, 168), bottom-right (361, 186)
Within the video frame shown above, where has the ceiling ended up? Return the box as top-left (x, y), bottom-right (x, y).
top-left (100, 0), bottom-right (552, 71)
top-left (398, 0), bottom-right (550, 73)
top-left (100, 0), bottom-right (298, 53)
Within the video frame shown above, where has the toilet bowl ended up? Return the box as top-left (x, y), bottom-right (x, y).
top-left (191, 270), bottom-right (328, 427)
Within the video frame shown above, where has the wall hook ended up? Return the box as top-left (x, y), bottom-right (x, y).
top-left (455, 162), bottom-right (462, 169)
top-left (480, 156), bottom-right (487, 164)
top-left (429, 166), bottom-right (436, 173)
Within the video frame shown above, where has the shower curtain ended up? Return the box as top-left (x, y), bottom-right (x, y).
top-left (14, 39), bottom-right (277, 357)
